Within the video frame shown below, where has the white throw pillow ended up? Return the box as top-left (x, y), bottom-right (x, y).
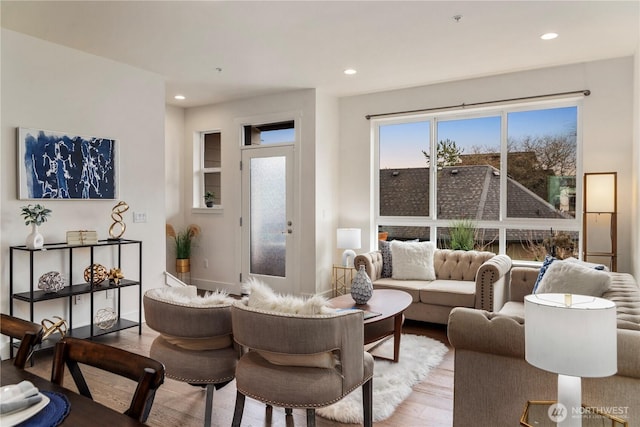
top-left (390, 240), bottom-right (436, 281)
top-left (563, 256), bottom-right (609, 272)
top-left (535, 260), bottom-right (611, 296)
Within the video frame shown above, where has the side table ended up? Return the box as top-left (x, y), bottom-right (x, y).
top-left (521, 400), bottom-right (629, 426)
top-left (332, 265), bottom-right (355, 297)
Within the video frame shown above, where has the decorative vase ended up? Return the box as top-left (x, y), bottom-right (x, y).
top-left (25, 223), bottom-right (44, 249)
top-left (176, 258), bottom-right (190, 273)
top-left (351, 265), bottom-right (373, 305)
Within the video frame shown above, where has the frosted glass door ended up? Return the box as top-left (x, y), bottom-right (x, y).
top-left (241, 146), bottom-right (294, 293)
top-left (250, 156), bottom-right (286, 277)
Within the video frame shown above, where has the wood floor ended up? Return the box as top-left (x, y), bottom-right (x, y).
top-left (24, 320), bottom-right (454, 427)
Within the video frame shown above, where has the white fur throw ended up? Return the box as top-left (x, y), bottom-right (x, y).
top-left (243, 278), bottom-right (337, 315)
top-left (390, 240), bottom-right (436, 281)
top-left (536, 260), bottom-right (611, 296)
top-left (146, 285), bottom-right (235, 307)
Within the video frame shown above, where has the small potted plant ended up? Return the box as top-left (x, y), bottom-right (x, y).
top-left (166, 223), bottom-right (201, 274)
top-left (204, 191), bottom-right (216, 208)
top-left (20, 203), bottom-right (52, 249)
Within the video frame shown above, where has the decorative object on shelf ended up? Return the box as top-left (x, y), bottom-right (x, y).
top-left (66, 230), bottom-right (98, 245)
top-left (351, 265), bottom-right (373, 305)
top-left (337, 228), bottom-right (361, 267)
top-left (41, 316), bottom-right (68, 340)
top-left (525, 294), bottom-right (617, 427)
top-left (166, 223), bottom-right (201, 273)
top-left (38, 271), bottom-right (66, 293)
top-left (18, 127), bottom-right (117, 200)
top-left (84, 263), bottom-right (108, 286)
top-left (20, 203), bottom-right (52, 249)
top-left (108, 267), bottom-right (124, 285)
top-left (204, 191), bottom-right (216, 207)
top-left (108, 201), bottom-right (129, 240)
top-left (95, 307), bottom-right (118, 330)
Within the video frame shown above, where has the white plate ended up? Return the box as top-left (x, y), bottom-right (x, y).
top-left (0, 393), bottom-right (50, 427)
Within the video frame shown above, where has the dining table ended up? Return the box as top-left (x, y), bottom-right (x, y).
top-left (1, 359), bottom-right (146, 426)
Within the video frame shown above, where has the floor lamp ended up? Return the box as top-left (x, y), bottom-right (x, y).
top-left (583, 172), bottom-right (617, 271)
top-left (524, 293), bottom-right (617, 427)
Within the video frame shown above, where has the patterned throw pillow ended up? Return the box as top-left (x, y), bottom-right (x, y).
top-left (379, 240), bottom-right (393, 278)
top-left (533, 255), bottom-right (556, 293)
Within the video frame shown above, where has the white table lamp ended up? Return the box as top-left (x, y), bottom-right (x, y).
top-left (337, 228), bottom-right (361, 267)
top-left (524, 293), bottom-right (617, 427)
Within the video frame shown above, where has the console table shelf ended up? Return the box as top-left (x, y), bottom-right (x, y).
top-left (9, 239), bottom-right (142, 358)
top-left (12, 279), bottom-right (139, 303)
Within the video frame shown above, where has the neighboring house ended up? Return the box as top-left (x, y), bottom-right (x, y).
top-left (379, 165), bottom-right (575, 256)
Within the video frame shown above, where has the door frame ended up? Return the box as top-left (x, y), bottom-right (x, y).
top-left (238, 112), bottom-right (301, 295)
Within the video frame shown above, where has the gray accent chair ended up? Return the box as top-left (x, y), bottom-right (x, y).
top-left (230, 301), bottom-right (374, 427)
top-left (143, 289), bottom-right (238, 427)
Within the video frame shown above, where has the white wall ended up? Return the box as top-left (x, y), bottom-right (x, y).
top-left (179, 89), bottom-right (331, 296)
top-left (165, 104), bottom-right (185, 275)
top-left (315, 91), bottom-right (341, 294)
top-left (339, 57), bottom-right (637, 273)
top-left (1, 29), bottom-right (166, 357)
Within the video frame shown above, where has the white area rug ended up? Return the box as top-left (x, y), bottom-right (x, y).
top-left (316, 334), bottom-right (448, 424)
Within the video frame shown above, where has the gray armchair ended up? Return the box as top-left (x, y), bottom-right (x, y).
top-left (143, 287), bottom-right (238, 427)
top-left (230, 301), bottom-right (374, 427)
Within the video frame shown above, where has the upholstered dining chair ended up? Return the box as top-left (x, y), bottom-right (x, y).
top-left (51, 336), bottom-right (165, 423)
top-left (0, 313), bottom-right (43, 369)
top-left (143, 286), bottom-right (239, 427)
top-left (230, 301), bottom-right (374, 427)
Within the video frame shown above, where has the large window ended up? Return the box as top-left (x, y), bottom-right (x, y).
top-left (376, 101), bottom-right (580, 262)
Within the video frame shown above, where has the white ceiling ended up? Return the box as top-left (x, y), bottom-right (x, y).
top-left (2, 1), bottom-right (638, 108)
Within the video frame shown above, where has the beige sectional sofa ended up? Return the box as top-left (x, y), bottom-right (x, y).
top-left (354, 249), bottom-right (512, 324)
top-left (448, 267), bottom-right (640, 426)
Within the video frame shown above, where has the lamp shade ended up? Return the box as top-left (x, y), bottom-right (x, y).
top-left (585, 172), bottom-right (616, 213)
top-left (337, 228), bottom-right (361, 250)
top-left (524, 293), bottom-right (617, 378)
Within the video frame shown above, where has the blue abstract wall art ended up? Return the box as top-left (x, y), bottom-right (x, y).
top-left (18, 128), bottom-right (117, 200)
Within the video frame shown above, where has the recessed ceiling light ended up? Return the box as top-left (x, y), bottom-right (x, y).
top-left (344, 68), bottom-right (357, 75)
top-left (174, 95), bottom-right (186, 100)
top-left (540, 32), bottom-right (558, 40)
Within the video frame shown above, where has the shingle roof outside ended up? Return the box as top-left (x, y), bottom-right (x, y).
top-left (379, 165), bottom-right (572, 242)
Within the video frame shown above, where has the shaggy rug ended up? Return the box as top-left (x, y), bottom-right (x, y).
top-left (316, 334), bottom-right (449, 424)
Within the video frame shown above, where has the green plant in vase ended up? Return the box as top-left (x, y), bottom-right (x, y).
top-left (20, 204), bottom-right (52, 249)
top-left (166, 223), bottom-right (201, 274)
top-left (204, 191), bottom-right (216, 208)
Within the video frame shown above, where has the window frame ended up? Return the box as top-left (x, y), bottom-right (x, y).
top-left (192, 129), bottom-right (223, 212)
top-left (372, 97), bottom-right (583, 261)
